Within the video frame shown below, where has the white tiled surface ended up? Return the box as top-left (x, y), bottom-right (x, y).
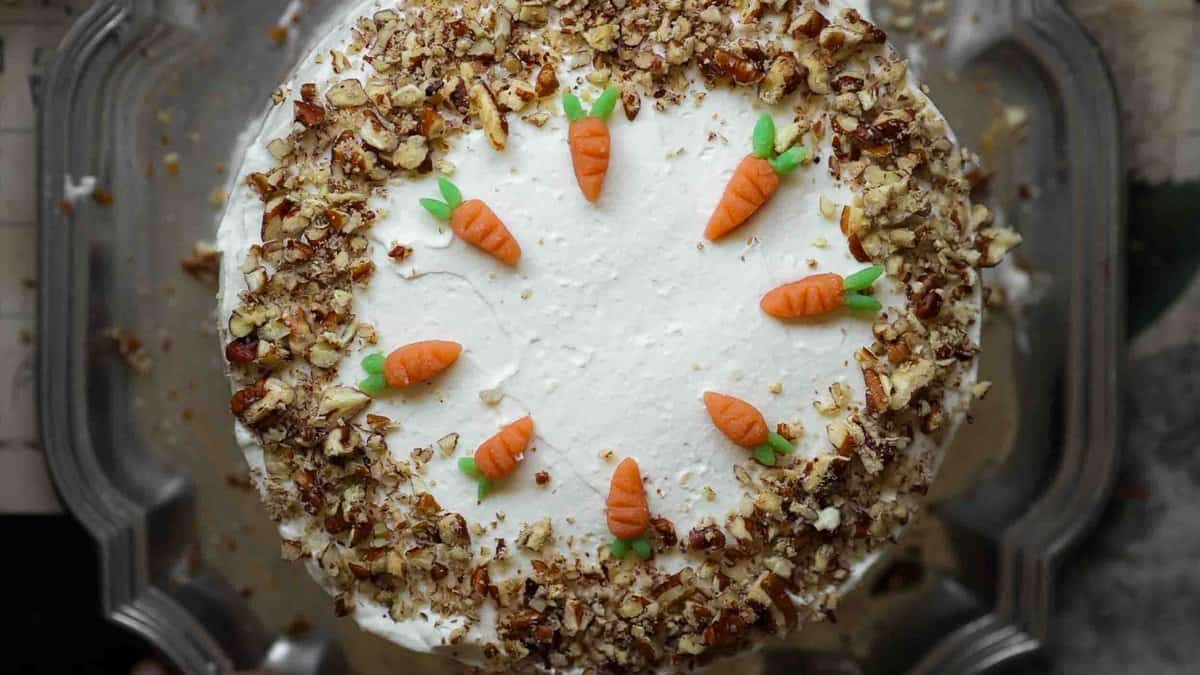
top-left (0, 1), bottom-right (86, 513)
top-left (0, 132), bottom-right (37, 224)
top-left (0, 20), bottom-right (42, 130)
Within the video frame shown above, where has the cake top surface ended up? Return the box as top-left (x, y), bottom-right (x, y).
top-left (217, 0), bottom-right (1018, 670)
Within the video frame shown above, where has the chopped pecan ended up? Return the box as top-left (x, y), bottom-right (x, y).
top-left (714, 48), bottom-right (763, 84)
top-left (863, 369), bottom-right (888, 414)
top-left (429, 562), bottom-right (448, 582)
top-left (703, 608), bottom-right (748, 648)
top-left (229, 380), bottom-right (266, 415)
top-left (534, 64), bottom-right (559, 97)
top-left (387, 243), bottom-right (413, 261)
top-left (887, 341), bottom-right (912, 364)
top-left (847, 232), bottom-right (870, 262)
top-left (294, 100), bottom-right (326, 127)
top-left (622, 89), bottom-right (642, 121)
top-left (790, 8), bottom-right (829, 39)
top-left (505, 609), bottom-right (542, 637)
top-left (472, 565), bottom-right (492, 597)
top-left (225, 336), bottom-right (259, 364)
top-left (650, 517), bottom-right (677, 547)
top-left (915, 289), bottom-right (943, 319)
top-left (471, 83), bottom-right (508, 150)
top-left (760, 573), bottom-right (798, 630)
top-left (687, 525), bottom-right (726, 551)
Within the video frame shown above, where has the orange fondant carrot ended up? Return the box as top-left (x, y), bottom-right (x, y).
top-left (704, 114), bottom-right (809, 241)
top-left (760, 265), bottom-right (884, 319)
top-left (421, 178), bottom-right (521, 265)
top-left (474, 416), bottom-right (534, 481)
top-left (705, 156), bottom-right (780, 241)
top-left (383, 340), bottom-right (462, 388)
top-left (607, 457), bottom-right (652, 559)
top-left (702, 391), bottom-right (795, 466)
top-left (703, 391), bottom-right (769, 447)
top-left (563, 87), bottom-right (619, 202)
top-left (459, 416), bottom-right (535, 499)
top-left (760, 272), bottom-right (844, 317)
top-left (451, 199), bottom-right (521, 265)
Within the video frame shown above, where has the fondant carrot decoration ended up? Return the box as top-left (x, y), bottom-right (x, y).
top-left (563, 86), bottom-right (619, 202)
top-left (760, 265), bottom-right (884, 319)
top-left (704, 114), bottom-right (809, 241)
top-left (458, 416), bottom-right (534, 500)
top-left (703, 391), bottom-right (795, 465)
top-left (607, 457), bottom-right (652, 560)
top-left (358, 340), bottom-right (462, 395)
top-left (421, 177), bottom-right (521, 265)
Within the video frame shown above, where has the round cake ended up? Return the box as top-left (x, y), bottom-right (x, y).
top-left (217, 0), bottom-right (1019, 670)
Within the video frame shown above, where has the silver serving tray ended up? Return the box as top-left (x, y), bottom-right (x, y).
top-left (38, 1), bottom-right (1123, 673)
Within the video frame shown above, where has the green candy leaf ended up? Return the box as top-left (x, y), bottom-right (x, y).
top-left (563, 93), bottom-right (585, 122)
top-left (845, 292), bottom-right (883, 312)
top-left (438, 177), bottom-right (463, 209)
top-left (631, 537), bottom-right (652, 560)
top-left (843, 265), bottom-right (884, 292)
top-left (769, 145), bottom-right (809, 175)
top-left (359, 373), bottom-right (387, 396)
top-left (420, 198), bottom-right (453, 221)
top-left (766, 432), bottom-right (794, 455)
top-left (477, 479), bottom-right (493, 501)
top-left (361, 352), bottom-right (386, 375)
top-left (458, 457), bottom-right (481, 477)
top-left (753, 445), bottom-right (777, 466)
top-left (752, 114), bottom-right (776, 159)
top-left (610, 537), bottom-right (630, 559)
top-left (590, 86), bottom-right (620, 120)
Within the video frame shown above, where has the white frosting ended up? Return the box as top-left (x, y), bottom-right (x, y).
top-left (217, 0), bottom-right (978, 662)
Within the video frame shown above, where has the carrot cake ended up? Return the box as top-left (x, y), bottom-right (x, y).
top-left (216, 0), bottom-right (1020, 671)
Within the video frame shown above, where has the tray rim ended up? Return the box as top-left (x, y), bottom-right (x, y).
top-left (913, 0), bottom-right (1125, 671)
top-left (38, 1), bottom-right (267, 673)
top-left (37, 1), bottom-right (1125, 673)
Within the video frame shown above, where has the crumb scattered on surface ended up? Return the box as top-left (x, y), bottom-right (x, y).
top-left (107, 327), bottom-right (152, 374)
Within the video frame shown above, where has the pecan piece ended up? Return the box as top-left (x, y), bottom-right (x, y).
top-left (650, 517), bottom-right (677, 546)
top-left (790, 8), bottom-right (829, 39)
top-left (471, 565), bottom-right (492, 597)
top-left (760, 573), bottom-right (798, 630)
top-left (294, 100), bottom-right (326, 127)
top-left (887, 341), bottom-right (912, 364)
top-left (915, 289), bottom-right (943, 319)
top-left (714, 48), bottom-right (763, 84)
top-left (703, 608), bottom-right (748, 648)
top-left (225, 336), bottom-right (259, 364)
top-left (229, 380), bottom-right (266, 415)
top-left (687, 525), bottom-right (726, 551)
top-left (534, 64), bottom-right (559, 97)
top-left (863, 369), bottom-right (888, 414)
top-left (622, 89), bottom-right (642, 121)
top-left (847, 232), bottom-right (870, 262)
